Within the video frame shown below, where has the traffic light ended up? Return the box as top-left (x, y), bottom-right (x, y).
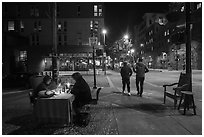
top-left (170, 31), bottom-right (185, 45)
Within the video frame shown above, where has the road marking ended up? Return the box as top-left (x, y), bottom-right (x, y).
top-left (106, 75), bottom-right (115, 88)
top-left (2, 89), bottom-right (32, 95)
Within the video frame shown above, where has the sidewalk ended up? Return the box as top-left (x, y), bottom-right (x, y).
top-left (2, 72), bottom-right (202, 135)
top-left (98, 85), bottom-right (202, 135)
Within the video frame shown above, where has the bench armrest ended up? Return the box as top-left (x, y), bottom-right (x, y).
top-left (163, 83), bottom-right (178, 87)
top-left (173, 84), bottom-right (189, 91)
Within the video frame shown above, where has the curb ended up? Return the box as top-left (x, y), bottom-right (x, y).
top-left (2, 89), bottom-right (32, 95)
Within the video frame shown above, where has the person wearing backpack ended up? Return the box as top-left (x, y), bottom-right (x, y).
top-left (133, 58), bottom-right (149, 97)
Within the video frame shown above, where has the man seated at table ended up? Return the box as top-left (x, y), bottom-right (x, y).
top-left (34, 75), bottom-right (56, 99)
top-left (70, 72), bottom-right (92, 116)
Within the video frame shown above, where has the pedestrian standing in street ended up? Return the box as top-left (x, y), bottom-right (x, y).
top-left (120, 62), bottom-right (133, 96)
top-left (133, 58), bottom-right (149, 97)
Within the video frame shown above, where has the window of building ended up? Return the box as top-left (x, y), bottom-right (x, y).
top-left (77, 5), bottom-right (80, 16)
top-left (64, 21), bottom-right (67, 32)
top-left (30, 6), bottom-right (34, 16)
top-left (94, 21), bottom-right (98, 28)
top-left (98, 5), bottom-right (102, 16)
top-left (64, 35), bottom-right (67, 45)
top-left (8, 21), bottom-right (15, 31)
top-left (90, 20), bottom-right (93, 29)
top-left (167, 39), bottom-right (170, 43)
top-left (197, 3), bottom-right (202, 9)
top-left (94, 5), bottom-right (97, 12)
top-left (181, 6), bottom-right (185, 12)
top-left (20, 20), bottom-right (24, 32)
top-left (34, 21), bottom-right (37, 31)
top-left (38, 21), bottom-right (42, 31)
top-left (58, 22), bottom-right (62, 31)
top-left (19, 51), bottom-right (27, 61)
top-left (93, 4), bottom-right (102, 17)
top-left (164, 31), bottom-right (167, 36)
top-left (36, 35), bottom-right (39, 45)
top-left (167, 29), bottom-right (169, 35)
top-left (35, 7), bottom-right (39, 17)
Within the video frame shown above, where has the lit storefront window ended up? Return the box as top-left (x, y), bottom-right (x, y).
top-left (8, 21), bottom-right (15, 31)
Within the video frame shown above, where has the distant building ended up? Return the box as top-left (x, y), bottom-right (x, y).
top-left (134, 2), bottom-right (202, 70)
top-left (2, 2), bottom-right (105, 76)
top-left (134, 13), bottom-right (167, 68)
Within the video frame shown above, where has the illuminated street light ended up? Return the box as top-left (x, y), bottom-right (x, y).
top-left (124, 34), bottom-right (129, 39)
top-left (130, 49), bottom-right (135, 53)
top-left (102, 29), bottom-right (107, 35)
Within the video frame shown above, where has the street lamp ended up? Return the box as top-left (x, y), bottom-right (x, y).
top-left (124, 34), bottom-right (129, 39)
top-left (102, 29), bottom-right (107, 75)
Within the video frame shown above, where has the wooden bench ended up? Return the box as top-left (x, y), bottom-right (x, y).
top-left (163, 72), bottom-right (190, 108)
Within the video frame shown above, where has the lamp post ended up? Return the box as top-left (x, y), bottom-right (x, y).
top-left (102, 29), bottom-right (107, 75)
top-left (123, 34), bottom-right (129, 61)
top-left (52, 2), bottom-right (58, 83)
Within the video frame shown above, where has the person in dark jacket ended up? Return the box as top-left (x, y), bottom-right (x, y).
top-left (33, 75), bottom-right (55, 99)
top-left (133, 58), bottom-right (149, 97)
top-left (120, 62), bottom-right (133, 96)
top-left (70, 72), bottom-right (92, 115)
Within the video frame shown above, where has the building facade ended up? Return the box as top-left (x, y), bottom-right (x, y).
top-left (2, 2), bottom-right (105, 76)
top-left (134, 2), bottom-right (202, 70)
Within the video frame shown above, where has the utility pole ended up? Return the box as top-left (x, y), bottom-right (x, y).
top-left (92, 41), bottom-right (97, 89)
top-left (52, 2), bottom-right (58, 83)
top-left (185, 2), bottom-right (192, 91)
top-left (103, 32), bottom-right (106, 75)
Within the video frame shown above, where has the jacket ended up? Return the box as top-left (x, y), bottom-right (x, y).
top-left (70, 77), bottom-right (92, 104)
top-left (120, 65), bottom-right (133, 80)
top-left (133, 62), bottom-right (149, 77)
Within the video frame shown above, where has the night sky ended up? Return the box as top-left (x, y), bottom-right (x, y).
top-left (104, 2), bottom-right (170, 45)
